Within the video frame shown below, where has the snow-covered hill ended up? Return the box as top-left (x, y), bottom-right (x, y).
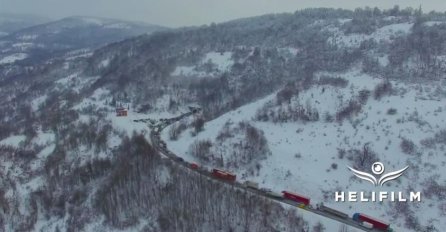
top-left (0, 16), bottom-right (166, 65)
top-left (164, 68), bottom-right (446, 231)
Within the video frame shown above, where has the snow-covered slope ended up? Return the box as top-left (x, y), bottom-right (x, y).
top-left (328, 22), bottom-right (413, 48)
top-left (0, 53), bottom-right (28, 64)
top-left (165, 68), bottom-right (446, 231)
top-left (172, 51), bottom-right (234, 78)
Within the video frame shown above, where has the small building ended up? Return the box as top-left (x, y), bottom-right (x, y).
top-left (116, 107), bottom-right (128, 117)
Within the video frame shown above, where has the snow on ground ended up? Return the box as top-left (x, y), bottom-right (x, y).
top-left (281, 203), bottom-right (360, 232)
top-left (18, 34), bottom-right (38, 41)
top-left (383, 16), bottom-right (398, 21)
top-left (328, 22), bottom-right (413, 48)
top-left (377, 22), bottom-right (413, 36)
top-left (34, 216), bottom-right (67, 232)
top-left (32, 130), bottom-right (55, 146)
top-left (278, 47), bottom-right (300, 58)
top-left (108, 106), bottom-right (179, 138)
top-left (55, 72), bottom-right (80, 85)
top-left (28, 130), bottom-right (56, 171)
top-left (65, 51), bottom-right (93, 60)
top-left (63, 48), bottom-right (93, 60)
top-left (30, 144), bottom-right (56, 170)
top-left (203, 51), bottom-right (234, 72)
top-left (70, 88), bottom-right (180, 162)
top-left (338, 18), bottom-right (352, 24)
top-left (104, 23), bottom-right (131, 29)
top-left (164, 69), bottom-right (446, 231)
top-left (0, 135), bottom-right (26, 147)
top-left (65, 48), bottom-right (91, 57)
top-left (108, 112), bottom-right (150, 137)
top-left (73, 87), bottom-right (178, 142)
top-left (0, 53), bottom-right (28, 64)
top-left (172, 66), bottom-right (207, 77)
top-left (425, 21), bottom-right (446, 26)
top-left (72, 87), bottom-right (109, 107)
top-left (79, 17), bottom-right (104, 26)
top-left (31, 94), bottom-right (48, 111)
top-left (12, 42), bottom-right (34, 50)
top-left (82, 216), bottom-right (157, 232)
top-left (377, 55), bottom-right (389, 67)
top-left (99, 57), bottom-right (110, 68)
top-left (172, 51), bottom-right (234, 77)
top-left (55, 73), bottom-right (99, 93)
top-left (1, 129), bottom-right (57, 227)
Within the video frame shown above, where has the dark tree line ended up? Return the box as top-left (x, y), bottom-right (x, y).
top-left (95, 134), bottom-right (306, 232)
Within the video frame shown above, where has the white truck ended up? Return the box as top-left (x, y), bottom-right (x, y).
top-left (244, 180), bottom-right (259, 189)
top-left (260, 188), bottom-right (283, 199)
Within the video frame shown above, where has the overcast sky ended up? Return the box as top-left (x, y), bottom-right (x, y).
top-left (1, 0), bottom-right (445, 27)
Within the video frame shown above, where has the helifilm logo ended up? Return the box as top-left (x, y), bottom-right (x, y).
top-left (349, 162), bottom-right (407, 186)
top-left (335, 162), bottom-right (421, 202)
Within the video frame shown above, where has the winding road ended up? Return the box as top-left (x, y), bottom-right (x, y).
top-left (140, 110), bottom-right (382, 232)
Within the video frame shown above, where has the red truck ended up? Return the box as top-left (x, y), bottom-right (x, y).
top-left (352, 213), bottom-right (392, 231)
top-left (212, 169), bottom-right (236, 181)
top-left (282, 191), bottom-right (311, 206)
top-left (190, 163), bottom-right (199, 169)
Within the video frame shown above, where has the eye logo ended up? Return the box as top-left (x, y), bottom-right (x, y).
top-left (348, 162), bottom-right (408, 186)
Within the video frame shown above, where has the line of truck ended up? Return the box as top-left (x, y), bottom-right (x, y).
top-left (144, 110), bottom-right (395, 232)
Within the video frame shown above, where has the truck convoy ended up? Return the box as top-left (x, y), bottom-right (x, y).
top-left (150, 111), bottom-right (395, 232)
